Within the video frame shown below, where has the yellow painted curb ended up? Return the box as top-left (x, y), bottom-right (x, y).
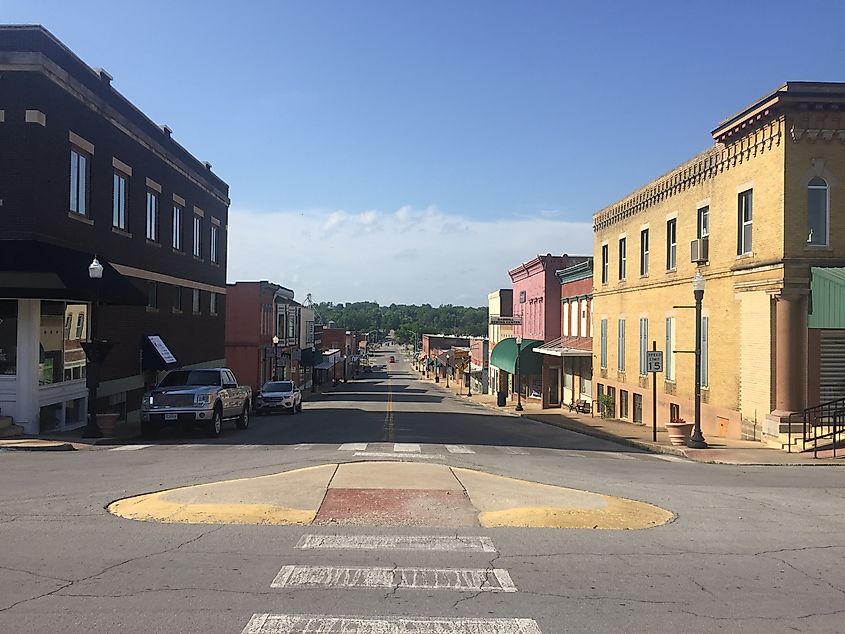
top-left (478, 498), bottom-right (674, 529)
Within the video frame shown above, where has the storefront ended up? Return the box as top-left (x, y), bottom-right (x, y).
top-left (489, 337), bottom-right (543, 403)
top-left (535, 336), bottom-right (593, 409)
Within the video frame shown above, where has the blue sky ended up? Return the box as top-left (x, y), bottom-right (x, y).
top-left (5, 0), bottom-right (845, 303)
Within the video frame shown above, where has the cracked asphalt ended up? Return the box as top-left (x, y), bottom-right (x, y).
top-left (1, 348), bottom-right (845, 633)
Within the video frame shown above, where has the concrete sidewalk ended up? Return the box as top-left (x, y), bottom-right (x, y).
top-left (414, 367), bottom-right (845, 466)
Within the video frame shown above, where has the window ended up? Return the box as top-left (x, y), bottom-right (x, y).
top-left (590, 299), bottom-right (593, 337)
top-left (633, 393), bottom-right (643, 424)
top-left (639, 317), bottom-right (648, 375)
top-left (666, 219), bottom-right (677, 270)
top-left (618, 238), bottom-right (627, 280)
top-left (192, 288), bottom-right (201, 313)
top-left (210, 292), bottom-right (218, 315)
top-left (808, 177), bottom-right (828, 246)
top-left (174, 286), bottom-right (182, 312)
top-left (580, 299), bottom-right (587, 337)
top-left (701, 315), bottom-right (709, 388)
top-left (562, 302), bottom-right (569, 336)
top-left (64, 314), bottom-right (73, 339)
top-left (172, 204), bottom-right (183, 250)
top-left (640, 229), bottom-right (649, 276)
top-left (146, 191), bottom-right (159, 241)
top-left (665, 317), bottom-right (676, 381)
top-left (697, 205), bottom-right (710, 239)
top-left (738, 189), bottom-right (753, 255)
top-left (617, 318), bottom-right (625, 371)
top-left (600, 319), bottom-right (608, 369)
top-left (210, 224), bottom-right (219, 264)
top-left (147, 281), bottom-right (158, 309)
top-left (620, 389), bottom-right (629, 419)
top-left (601, 244), bottom-right (609, 284)
top-left (69, 147), bottom-right (89, 215)
top-left (75, 313), bottom-right (85, 339)
top-left (0, 301), bottom-right (18, 375)
top-left (193, 215), bottom-right (202, 257)
top-left (112, 171), bottom-right (128, 230)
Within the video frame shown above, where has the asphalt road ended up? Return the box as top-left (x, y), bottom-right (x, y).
top-left (1, 348), bottom-right (845, 633)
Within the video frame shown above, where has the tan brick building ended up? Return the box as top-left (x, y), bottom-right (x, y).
top-left (592, 82), bottom-right (845, 444)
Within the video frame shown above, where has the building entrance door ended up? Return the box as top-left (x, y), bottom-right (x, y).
top-left (547, 367), bottom-right (560, 407)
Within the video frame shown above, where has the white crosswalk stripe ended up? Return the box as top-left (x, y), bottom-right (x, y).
top-left (338, 442), bottom-right (368, 451)
top-left (353, 451), bottom-right (441, 459)
top-left (499, 447), bottom-right (529, 455)
top-left (108, 444), bottom-right (153, 451)
top-left (242, 614), bottom-right (542, 633)
top-left (293, 444), bottom-right (314, 450)
top-left (296, 534), bottom-right (496, 552)
top-left (445, 444), bottom-right (475, 454)
top-left (393, 443), bottom-right (421, 452)
top-left (649, 453), bottom-right (688, 462)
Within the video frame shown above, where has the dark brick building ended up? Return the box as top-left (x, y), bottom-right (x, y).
top-left (0, 25), bottom-right (230, 433)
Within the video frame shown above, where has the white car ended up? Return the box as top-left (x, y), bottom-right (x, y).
top-left (255, 380), bottom-right (302, 415)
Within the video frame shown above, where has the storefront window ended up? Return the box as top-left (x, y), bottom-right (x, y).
top-left (0, 301), bottom-right (17, 375)
top-left (40, 301), bottom-right (65, 384)
top-left (64, 303), bottom-right (88, 381)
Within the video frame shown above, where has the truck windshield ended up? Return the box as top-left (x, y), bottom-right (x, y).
top-left (263, 381), bottom-right (294, 393)
top-left (158, 370), bottom-right (221, 387)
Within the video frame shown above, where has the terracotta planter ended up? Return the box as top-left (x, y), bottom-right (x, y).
top-left (665, 420), bottom-right (694, 446)
top-left (96, 412), bottom-right (120, 436)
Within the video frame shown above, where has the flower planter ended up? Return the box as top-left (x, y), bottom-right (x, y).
top-left (665, 420), bottom-right (694, 446)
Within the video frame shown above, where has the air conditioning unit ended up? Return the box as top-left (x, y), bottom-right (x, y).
top-left (690, 237), bottom-right (709, 264)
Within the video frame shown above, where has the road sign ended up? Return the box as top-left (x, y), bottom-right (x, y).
top-left (489, 315), bottom-right (522, 325)
top-left (647, 351), bottom-right (663, 373)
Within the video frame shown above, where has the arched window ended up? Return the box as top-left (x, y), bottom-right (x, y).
top-left (808, 177), bottom-right (829, 246)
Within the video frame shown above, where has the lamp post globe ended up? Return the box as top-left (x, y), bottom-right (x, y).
top-left (88, 256), bottom-right (104, 279)
top-left (272, 335), bottom-right (280, 381)
top-left (687, 271), bottom-right (708, 449)
top-left (82, 256), bottom-right (105, 438)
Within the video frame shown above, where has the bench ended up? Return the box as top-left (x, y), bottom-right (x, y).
top-left (567, 399), bottom-right (592, 414)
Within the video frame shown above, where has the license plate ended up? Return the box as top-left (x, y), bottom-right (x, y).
top-left (164, 413), bottom-right (178, 421)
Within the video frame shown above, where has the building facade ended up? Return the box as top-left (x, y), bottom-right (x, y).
top-left (487, 289), bottom-right (513, 396)
top-left (592, 81), bottom-right (845, 443)
top-left (0, 26), bottom-right (229, 433)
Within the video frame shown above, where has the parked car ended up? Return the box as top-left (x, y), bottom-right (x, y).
top-left (141, 368), bottom-right (252, 438)
top-left (255, 380), bottom-right (302, 415)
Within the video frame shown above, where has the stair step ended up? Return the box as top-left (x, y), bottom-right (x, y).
top-left (0, 415), bottom-right (13, 429)
top-left (0, 423), bottom-right (24, 438)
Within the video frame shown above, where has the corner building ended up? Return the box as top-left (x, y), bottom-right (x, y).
top-left (592, 82), bottom-right (845, 443)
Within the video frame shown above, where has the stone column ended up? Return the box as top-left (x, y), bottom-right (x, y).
top-left (15, 299), bottom-right (40, 435)
top-left (770, 292), bottom-right (807, 421)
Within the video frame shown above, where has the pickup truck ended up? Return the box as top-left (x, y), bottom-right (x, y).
top-left (141, 368), bottom-right (252, 438)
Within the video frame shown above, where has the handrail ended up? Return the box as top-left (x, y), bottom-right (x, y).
top-left (799, 397), bottom-right (845, 458)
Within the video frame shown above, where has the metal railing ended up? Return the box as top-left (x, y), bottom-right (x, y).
top-left (789, 398), bottom-right (845, 458)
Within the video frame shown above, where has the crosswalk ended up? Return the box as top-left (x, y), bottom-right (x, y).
top-left (241, 533), bottom-right (540, 633)
top-left (105, 441), bottom-right (688, 462)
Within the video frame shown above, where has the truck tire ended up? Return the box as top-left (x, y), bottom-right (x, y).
top-left (296, 401), bottom-right (302, 413)
top-left (206, 406), bottom-right (223, 438)
top-left (236, 404), bottom-right (250, 429)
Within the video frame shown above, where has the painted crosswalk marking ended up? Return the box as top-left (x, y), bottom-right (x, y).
top-left (242, 614), bottom-right (542, 634)
top-left (338, 442), bottom-right (368, 451)
top-left (650, 454), bottom-right (688, 462)
top-left (393, 443), bottom-right (421, 452)
top-left (353, 451), bottom-right (440, 460)
top-left (293, 444), bottom-right (314, 451)
top-left (270, 565), bottom-right (517, 592)
top-left (499, 447), bottom-right (529, 455)
top-left (109, 444), bottom-right (153, 451)
top-left (296, 535), bottom-right (496, 553)
top-left (445, 445), bottom-right (475, 454)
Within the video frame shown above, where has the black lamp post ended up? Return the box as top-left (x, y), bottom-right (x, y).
top-left (466, 358), bottom-right (472, 397)
top-left (311, 345), bottom-right (316, 393)
top-left (515, 336), bottom-right (523, 411)
top-left (81, 257), bottom-right (114, 438)
top-left (687, 271), bottom-right (708, 448)
top-left (272, 335), bottom-right (280, 381)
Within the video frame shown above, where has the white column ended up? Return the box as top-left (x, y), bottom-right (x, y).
top-left (15, 299), bottom-right (40, 434)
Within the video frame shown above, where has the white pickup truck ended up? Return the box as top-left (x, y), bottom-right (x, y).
top-left (141, 368), bottom-right (252, 438)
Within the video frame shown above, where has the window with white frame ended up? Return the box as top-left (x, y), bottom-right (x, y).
top-left (666, 218), bottom-right (677, 270)
top-left (112, 171), bottom-right (128, 230)
top-left (193, 215), bottom-right (202, 257)
top-left (618, 237), bottom-right (627, 280)
top-left (172, 204), bottom-right (183, 251)
top-left (737, 189), bottom-right (753, 255)
top-left (75, 313), bottom-right (85, 339)
top-left (210, 224), bottom-right (219, 264)
top-left (640, 228), bottom-right (649, 276)
top-left (697, 205), bottom-right (710, 239)
top-left (701, 315), bottom-right (709, 388)
top-left (617, 318), bottom-right (625, 372)
top-left (145, 190), bottom-right (159, 241)
top-left (600, 319), bottom-right (608, 369)
top-left (808, 177), bottom-right (828, 246)
top-left (69, 147), bottom-right (89, 216)
top-left (571, 300), bottom-right (578, 336)
top-left (580, 299), bottom-right (587, 337)
top-left (601, 244), bottom-right (609, 284)
top-left (665, 317), bottom-right (676, 381)
top-left (639, 317), bottom-right (648, 375)
top-left (562, 302), bottom-right (569, 336)
top-left (590, 300), bottom-right (594, 337)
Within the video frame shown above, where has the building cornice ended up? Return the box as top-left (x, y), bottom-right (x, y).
top-left (556, 258), bottom-right (594, 284)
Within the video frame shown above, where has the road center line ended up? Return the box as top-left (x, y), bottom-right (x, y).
top-left (270, 565), bottom-right (517, 592)
top-left (242, 614), bottom-right (543, 634)
top-left (295, 535), bottom-right (497, 552)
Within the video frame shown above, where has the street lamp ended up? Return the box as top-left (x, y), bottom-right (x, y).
top-left (81, 257), bottom-right (114, 438)
top-left (515, 336), bottom-right (523, 411)
top-left (311, 345), bottom-right (316, 393)
top-left (466, 358), bottom-right (472, 397)
top-left (687, 271), bottom-right (708, 449)
top-left (272, 335), bottom-right (280, 381)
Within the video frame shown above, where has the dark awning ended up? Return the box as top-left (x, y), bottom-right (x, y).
top-left (0, 240), bottom-right (146, 305)
top-left (490, 337), bottom-right (543, 375)
top-left (141, 335), bottom-right (179, 371)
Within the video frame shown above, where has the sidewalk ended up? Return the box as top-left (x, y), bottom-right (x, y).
top-left (414, 367), bottom-right (845, 466)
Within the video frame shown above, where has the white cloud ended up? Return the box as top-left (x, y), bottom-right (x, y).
top-left (226, 205), bottom-right (593, 305)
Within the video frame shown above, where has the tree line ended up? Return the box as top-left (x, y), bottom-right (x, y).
top-left (314, 302), bottom-right (488, 344)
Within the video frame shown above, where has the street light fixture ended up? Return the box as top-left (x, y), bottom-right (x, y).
top-left (272, 335), bottom-right (280, 381)
top-left (311, 345), bottom-right (317, 393)
top-left (466, 357), bottom-right (472, 397)
top-left (514, 336), bottom-right (523, 411)
top-left (687, 271), bottom-right (708, 449)
top-left (81, 256), bottom-right (114, 438)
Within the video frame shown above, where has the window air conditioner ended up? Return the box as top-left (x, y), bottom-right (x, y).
top-left (690, 237), bottom-right (709, 264)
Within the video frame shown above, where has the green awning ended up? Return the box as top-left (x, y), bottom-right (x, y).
top-left (810, 267), bottom-right (845, 328)
top-left (490, 337), bottom-right (544, 375)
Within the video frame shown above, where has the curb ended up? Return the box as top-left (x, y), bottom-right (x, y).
top-left (0, 442), bottom-right (76, 452)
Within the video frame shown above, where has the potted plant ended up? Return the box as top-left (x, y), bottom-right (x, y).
top-left (665, 417), bottom-right (694, 446)
top-left (598, 394), bottom-right (614, 419)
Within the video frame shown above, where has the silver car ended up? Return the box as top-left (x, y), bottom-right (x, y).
top-left (255, 380), bottom-right (303, 415)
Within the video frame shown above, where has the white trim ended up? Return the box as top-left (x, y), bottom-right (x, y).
top-left (112, 157), bottom-right (132, 176)
top-left (68, 130), bottom-right (94, 154)
top-left (640, 222), bottom-right (650, 231)
top-left (145, 177), bottom-right (162, 193)
top-left (737, 180), bottom-right (754, 193)
top-left (25, 109), bottom-right (46, 126)
top-left (665, 211), bottom-right (678, 221)
top-left (618, 232), bottom-right (627, 240)
top-left (697, 197), bottom-right (711, 209)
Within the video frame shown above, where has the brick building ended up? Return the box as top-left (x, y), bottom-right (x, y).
top-left (592, 81), bottom-right (845, 444)
top-left (0, 26), bottom-right (229, 434)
